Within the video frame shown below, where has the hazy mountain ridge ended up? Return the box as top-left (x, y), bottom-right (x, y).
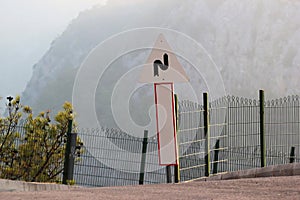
top-left (22, 0), bottom-right (300, 118)
top-left (22, 0), bottom-right (181, 112)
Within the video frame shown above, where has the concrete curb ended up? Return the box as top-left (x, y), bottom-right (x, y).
top-left (198, 163), bottom-right (300, 181)
top-left (1, 163), bottom-right (299, 192)
top-left (0, 179), bottom-right (77, 192)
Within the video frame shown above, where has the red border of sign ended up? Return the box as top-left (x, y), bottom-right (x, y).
top-left (154, 82), bottom-right (178, 166)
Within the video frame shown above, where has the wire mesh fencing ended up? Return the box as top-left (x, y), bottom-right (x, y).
top-left (1, 92), bottom-right (300, 186)
top-left (224, 96), bottom-right (261, 171)
top-left (209, 97), bottom-right (228, 175)
top-left (264, 95), bottom-right (300, 165)
top-left (177, 97), bottom-right (228, 182)
top-left (73, 128), bottom-right (167, 187)
top-left (71, 93), bottom-right (300, 185)
top-left (177, 100), bottom-right (206, 181)
top-left (223, 94), bottom-right (300, 170)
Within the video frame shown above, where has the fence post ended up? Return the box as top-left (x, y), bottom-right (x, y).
top-left (213, 139), bottom-right (220, 174)
top-left (290, 146), bottom-right (295, 163)
top-left (204, 92), bottom-right (210, 177)
top-left (174, 94), bottom-right (180, 183)
top-left (63, 119), bottom-right (77, 184)
top-left (259, 90), bottom-right (266, 167)
top-left (166, 166), bottom-right (172, 183)
top-left (139, 130), bottom-right (148, 185)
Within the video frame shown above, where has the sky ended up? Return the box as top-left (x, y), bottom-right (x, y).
top-left (0, 0), bottom-right (107, 102)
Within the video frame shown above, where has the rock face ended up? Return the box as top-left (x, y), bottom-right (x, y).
top-left (22, 0), bottom-right (300, 124)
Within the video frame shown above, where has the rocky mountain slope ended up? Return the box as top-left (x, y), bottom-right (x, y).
top-left (22, 0), bottom-right (300, 127)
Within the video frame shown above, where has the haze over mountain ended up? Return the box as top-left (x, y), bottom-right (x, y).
top-left (21, 0), bottom-right (300, 128)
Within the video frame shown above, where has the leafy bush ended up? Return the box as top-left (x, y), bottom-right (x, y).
top-left (0, 96), bottom-right (82, 182)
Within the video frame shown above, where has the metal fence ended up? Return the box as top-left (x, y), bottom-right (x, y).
top-left (73, 128), bottom-right (166, 187)
top-left (225, 95), bottom-right (261, 171)
top-left (177, 92), bottom-right (300, 182)
top-left (225, 94), bottom-right (300, 171)
top-left (177, 95), bottom-right (228, 181)
top-left (1, 92), bottom-right (300, 186)
top-left (264, 95), bottom-right (300, 165)
top-left (73, 92), bottom-right (300, 185)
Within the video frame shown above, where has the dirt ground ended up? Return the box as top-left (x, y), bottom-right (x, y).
top-left (1, 176), bottom-right (300, 200)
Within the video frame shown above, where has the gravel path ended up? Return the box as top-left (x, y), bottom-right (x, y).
top-left (1, 176), bottom-right (300, 200)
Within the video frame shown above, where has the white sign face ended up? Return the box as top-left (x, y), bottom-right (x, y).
top-left (154, 83), bottom-right (178, 165)
top-left (139, 33), bottom-right (190, 166)
top-left (139, 34), bottom-right (189, 83)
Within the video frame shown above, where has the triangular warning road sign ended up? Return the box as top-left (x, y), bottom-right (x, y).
top-left (139, 34), bottom-right (189, 83)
